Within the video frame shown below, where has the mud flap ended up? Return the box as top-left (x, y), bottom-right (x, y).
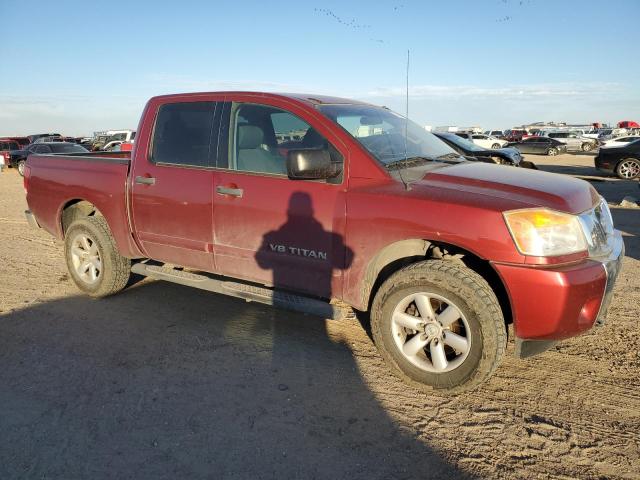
top-left (515, 338), bottom-right (557, 359)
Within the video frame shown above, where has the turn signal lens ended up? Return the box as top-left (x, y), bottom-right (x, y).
top-left (503, 208), bottom-right (588, 257)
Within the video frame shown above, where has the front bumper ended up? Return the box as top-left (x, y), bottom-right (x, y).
top-left (495, 230), bottom-right (624, 357)
top-left (594, 155), bottom-right (615, 173)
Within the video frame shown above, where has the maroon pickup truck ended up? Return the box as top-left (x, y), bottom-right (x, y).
top-left (24, 92), bottom-right (624, 392)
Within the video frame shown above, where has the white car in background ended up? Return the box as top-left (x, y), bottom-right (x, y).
top-left (471, 134), bottom-right (508, 149)
top-left (600, 136), bottom-right (640, 149)
top-left (102, 140), bottom-right (124, 151)
top-left (585, 128), bottom-right (628, 141)
top-left (484, 130), bottom-right (505, 138)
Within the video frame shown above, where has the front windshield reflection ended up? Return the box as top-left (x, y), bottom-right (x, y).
top-left (318, 104), bottom-right (461, 167)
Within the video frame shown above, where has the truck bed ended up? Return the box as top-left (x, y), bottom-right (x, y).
top-left (25, 151), bottom-right (142, 258)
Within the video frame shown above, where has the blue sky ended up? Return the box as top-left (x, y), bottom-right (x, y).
top-left (1, 0), bottom-right (638, 135)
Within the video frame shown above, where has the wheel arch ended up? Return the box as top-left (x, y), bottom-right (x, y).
top-left (361, 238), bottom-right (513, 328)
top-left (60, 199), bottom-right (102, 236)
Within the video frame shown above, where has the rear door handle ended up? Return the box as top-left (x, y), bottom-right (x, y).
top-left (135, 176), bottom-right (156, 185)
top-left (216, 186), bottom-right (243, 197)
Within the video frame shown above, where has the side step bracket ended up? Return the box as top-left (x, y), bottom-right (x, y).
top-left (131, 263), bottom-right (349, 321)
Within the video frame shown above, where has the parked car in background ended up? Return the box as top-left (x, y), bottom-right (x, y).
top-left (10, 142), bottom-right (88, 175)
top-left (114, 141), bottom-right (134, 152)
top-left (434, 132), bottom-right (524, 166)
top-left (504, 129), bottom-right (529, 142)
top-left (0, 139), bottom-right (19, 170)
top-left (34, 135), bottom-right (66, 144)
top-left (600, 136), bottom-right (640, 149)
top-left (103, 140), bottom-right (123, 151)
top-left (617, 120), bottom-right (639, 130)
top-left (583, 129), bottom-right (603, 140)
top-left (470, 134), bottom-right (508, 149)
top-left (91, 130), bottom-right (136, 151)
top-left (508, 137), bottom-right (567, 156)
top-left (546, 132), bottom-right (597, 152)
top-left (484, 130), bottom-right (505, 139)
top-left (6, 137), bottom-right (30, 149)
top-left (595, 139), bottom-right (640, 179)
top-left (27, 133), bottom-right (61, 144)
top-left (597, 128), bottom-right (628, 141)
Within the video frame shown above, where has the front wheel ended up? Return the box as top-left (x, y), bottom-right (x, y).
top-left (491, 143), bottom-right (501, 149)
top-left (17, 160), bottom-right (25, 176)
top-left (547, 147), bottom-right (558, 156)
top-left (581, 143), bottom-right (593, 152)
top-left (371, 260), bottom-right (506, 393)
top-left (64, 215), bottom-right (131, 297)
top-left (615, 158), bottom-right (640, 179)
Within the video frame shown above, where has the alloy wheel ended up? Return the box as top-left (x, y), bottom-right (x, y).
top-left (70, 233), bottom-right (102, 284)
top-left (618, 159), bottom-right (640, 179)
top-left (391, 292), bottom-right (471, 373)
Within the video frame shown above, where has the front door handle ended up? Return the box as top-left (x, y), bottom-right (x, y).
top-left (216, 186), bottom-right (243, 197)
top-left (135, 176), bottom-right (156, 185)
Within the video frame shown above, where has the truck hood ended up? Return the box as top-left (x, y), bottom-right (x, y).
top-left (416, 162), bottom-right (599, 214)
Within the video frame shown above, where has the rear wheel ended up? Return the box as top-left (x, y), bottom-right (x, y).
top-left (615, 158), bottom-right (640, 179)
top-left (64, 215), bottom-right (131, 297)
top-left (547, 147), bottom-right (558, 156)
top-left (371, 260), bottom-right (506, 393)
top-left (17, 160), bottom-right (25, 176)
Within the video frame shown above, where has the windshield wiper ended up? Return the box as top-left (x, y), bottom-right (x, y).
top-left (385, 156), bottom-right (435, 170)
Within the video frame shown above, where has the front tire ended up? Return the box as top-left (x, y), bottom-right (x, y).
top-left (491, 143), bottom-right (500, 149)
top-left (371, 260), bottom-right (506, 393)
top-left (615, 158), bottom-right (640, 179)
top-left (64, 215), bottom-right (131, 297)
top-left (547, 147), bottom-right (558, 156)
top-left (581, 143), bottom-right (593, 152)
top-left (17, 160), bottom-right (25, 176)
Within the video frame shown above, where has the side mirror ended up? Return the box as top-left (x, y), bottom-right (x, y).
top-left (287, 148), bottom-right (334, 180)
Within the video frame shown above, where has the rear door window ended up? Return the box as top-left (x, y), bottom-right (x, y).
top-left (151, 102), bottom-right (218, 167)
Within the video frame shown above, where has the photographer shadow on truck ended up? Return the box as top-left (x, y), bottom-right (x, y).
top-left (256, 191), bottom-right (354, 299)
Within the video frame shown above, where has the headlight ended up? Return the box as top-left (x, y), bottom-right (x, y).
top-left (503, 208), bottom-right (588, 257)
top-left (578, 198), bottom-right (614, 257)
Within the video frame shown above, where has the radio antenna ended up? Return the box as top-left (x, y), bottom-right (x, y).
top-left (402, 49), bottom-right (411, 191)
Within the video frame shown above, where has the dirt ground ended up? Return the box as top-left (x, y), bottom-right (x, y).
top-left (1, 154), bottom-right (639, 479)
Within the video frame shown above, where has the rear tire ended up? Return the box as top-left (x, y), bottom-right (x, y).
top-left (615, 158), bottom-right (640, 179)
top-left (17, 160), bottom-right (25, 176)
top-left (64, 215), bottom-right (131, 297)
top-left (371, 260), bottom-right (506, 394)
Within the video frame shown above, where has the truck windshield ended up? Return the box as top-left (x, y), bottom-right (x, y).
top-left (317, 104), bottom-right (460, 167)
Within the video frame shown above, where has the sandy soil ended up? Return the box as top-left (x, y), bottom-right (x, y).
top-left (1, 155), bottom-right (639, 479)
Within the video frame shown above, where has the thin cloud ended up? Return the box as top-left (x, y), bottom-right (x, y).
top-left (364, 82), bottom-right (626, 99)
